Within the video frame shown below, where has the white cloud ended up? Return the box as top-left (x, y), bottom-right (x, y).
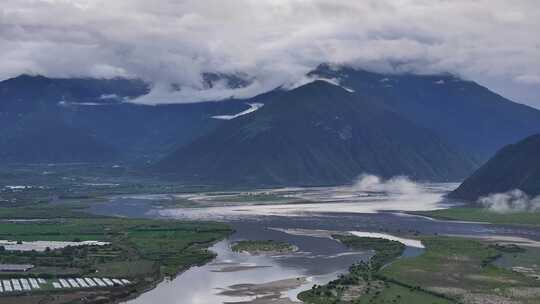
top-left (352, 174), bottom-right (420, 195)
top-left (478, 189), bottom-right (540, 213)
top-left (1, 0), bottom-right (539, 105)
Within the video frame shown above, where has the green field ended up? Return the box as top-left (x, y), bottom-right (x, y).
top-left (0, 217), bottom-right (232, 303)
top-left (411, 207), bottom-right (540, 226)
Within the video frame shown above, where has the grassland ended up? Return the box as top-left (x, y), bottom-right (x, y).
top-left (231, 240), bottom-right (296, 254)
top-left (411, 207), bottom-right (540, 226)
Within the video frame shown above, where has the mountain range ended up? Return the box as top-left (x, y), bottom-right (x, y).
top-left (0, 75), bottom-right (249, 163)
top-left (1, 66), bottom-right (540, 186)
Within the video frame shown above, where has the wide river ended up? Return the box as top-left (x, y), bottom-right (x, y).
top-left (89, 179), bottom-right (540, 304)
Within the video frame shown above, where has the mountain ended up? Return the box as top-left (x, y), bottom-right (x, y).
top-left (0, 75), bottom-right (252, 163)
top-left (312, 65), bottom-right (540, 162)
top-left (449, 134), bottom-right (540, 201)
top-left (0, 112), bottom-right (117, 163)
top-left (155, 81), bottom-right (476, 186)
top-left (0, 75), bottom-right (147, 163)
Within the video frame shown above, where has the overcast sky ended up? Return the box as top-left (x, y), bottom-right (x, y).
top-left (1, 0), bottom-right (539, 107)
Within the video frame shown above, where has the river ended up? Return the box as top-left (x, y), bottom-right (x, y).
top-left (88, 182), bottom-right (540, 304)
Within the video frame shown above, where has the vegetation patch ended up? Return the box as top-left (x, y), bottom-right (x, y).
top-left (332, 235), bottom-right (405, 270)
top-left (231, 240), bottom-right (296, 254)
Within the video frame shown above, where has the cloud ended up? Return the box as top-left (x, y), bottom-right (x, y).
top-left (478, 189), bottom-right (540, 213)
top-left (352, 174), bottom-right (420, 195)
top-left (1, 0), bottom-right (539, 105)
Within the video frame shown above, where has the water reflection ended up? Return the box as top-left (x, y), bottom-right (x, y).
top-left (125, 237), bottom-right (370, 304)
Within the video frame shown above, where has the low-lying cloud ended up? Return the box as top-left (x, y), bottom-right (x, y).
top-left (478, 189), bottom-right (540, 213)
top-left (352, 174), bottom-right (420, 195)
top-left (1, 0), bottom-right (539, 106)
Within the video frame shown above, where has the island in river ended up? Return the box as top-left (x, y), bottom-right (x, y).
top-left (231, 240), bottom-right (298, 255)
